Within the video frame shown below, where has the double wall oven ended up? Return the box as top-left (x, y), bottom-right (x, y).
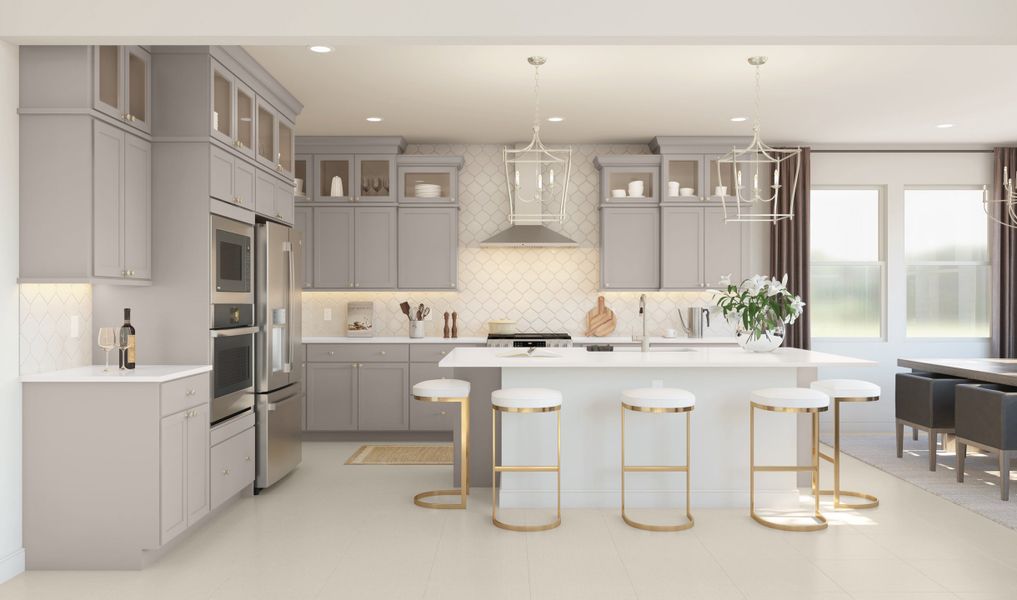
top-left (210, 215), bottom-right (257, 424)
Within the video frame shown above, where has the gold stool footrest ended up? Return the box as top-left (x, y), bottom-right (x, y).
top-left (492, 515), bottom-right (561, 532)
top-left (818, 489), bottom-right (879, 509)
top-left (622, 510), bottom-right (694, 532)
top-left (414, 489), bottom-right (466, 510)
top-left (750, 510), bottom-right (828, 532)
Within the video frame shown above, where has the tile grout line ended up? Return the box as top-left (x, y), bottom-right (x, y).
top-left (600, 510), bottom-right (643, 598)
top-left (419, 512), bottom-right (448, 600)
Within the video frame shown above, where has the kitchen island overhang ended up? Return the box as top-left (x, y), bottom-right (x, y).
top-left (442, 347), bottom-right (874, 509)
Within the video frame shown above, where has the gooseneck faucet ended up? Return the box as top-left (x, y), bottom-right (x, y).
top-left (639, 294), bottom-right (650, 353)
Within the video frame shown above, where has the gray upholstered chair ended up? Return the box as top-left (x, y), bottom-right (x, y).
top-left (955, 383), bottom-right (1017, 501)
top-left (895, 372), bottom-right (971, 471)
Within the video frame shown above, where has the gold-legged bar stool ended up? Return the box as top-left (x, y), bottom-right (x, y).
top-left (750, 388), bottom-right (830, 532)
top-left (810, 379), bottom-right (881, 509)
top-left (492, 387), bottom-right (562, 532)
top-left (621, 387), bottom-right (695, 532)
top-left (412, 378), bottom-right (470, 509)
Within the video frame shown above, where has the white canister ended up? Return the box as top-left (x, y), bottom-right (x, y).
top-left (294, 178), bottom-right (304, 196)
top-left (714, 185), bottom-right (728, 196)
top-left (627, 180), bottom-right (645, 197)
top-left (668, 181), bottom-right (681, 197)
top-left (409, 320), bottom-right (425, 339)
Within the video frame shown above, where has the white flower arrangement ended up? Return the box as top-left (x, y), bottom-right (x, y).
top-left (713, 274), bottom-right (805, 339)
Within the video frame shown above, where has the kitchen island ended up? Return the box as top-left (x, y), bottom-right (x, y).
top-left (441, 347), bottom-right (872, 509)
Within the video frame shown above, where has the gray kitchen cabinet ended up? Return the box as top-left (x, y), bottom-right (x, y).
top-left (594, 156), bottom-right (662, 205)
top-left (313, 206), bottom-right (355, 289)
top-left (398, 207), bottom-right (458, 289)
top-left (159, 402), bottom-right (209, 546)
top-left (294, 206), bottom-right (313, 288)
top-left (600, 207), bottom-right (660, 290)
top-left (255, 170), bottom-right (294, 224)
top-left (92, 120), bottom-right (152, 281)
top-left (93, 45), bottom-right (151, 134)
top-left (209, 145), bottom-right (255, 211)
top-left (357, 363), bottom-right (409, 430)
top-left (395, 155), bottom-right (464, 204)
top-left (661, 206), bottom-right (704, 289)
top-left (255, 96), bottom-right (278, 172)
top-left (306, 362), bottom-right (358, 431)
top-left (274, 179), bottom-right (295, 224)
top-left (703, 206), bottom-right (743, 286)
top-left (409, 363), bottom-right (457, 431)
top-left (314, 154), bottom-right (354, 202)
top-left (354, 206), bottom-right (397, 289)
top-left (294, 155), bottom-right (312, 202)
top-left (210, 426), bottom-right (255, 511)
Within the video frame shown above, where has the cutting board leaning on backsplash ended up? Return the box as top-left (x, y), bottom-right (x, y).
top-left (585, 296), bottom-right (616, 336)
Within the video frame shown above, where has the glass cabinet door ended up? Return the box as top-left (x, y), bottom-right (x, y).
top-left (294, 155), bottom-right (312, 201)
top-left (277, 119), bottom-right (294, 177)
top-left (210, 61), bottom-right (234, 145)
top-left (256, 99), bottom-right (277, 169)
top-left (707, 154), bottom-right (745, 202)
top-left (661, 155), bottom-right (703, 202)
top-left (602, 167), bottom-right (659, 204)
top-left (234, 82), bottom-right (255, 158)
top-left (355, 155), bottom-right (396, 203)
top-left (314, 155), bottom-right (353, 202)
top-left (94, 45), bottom-right (123, 119)
top-left (124, 46), bottom-right (150, 133)
top-left (399, 167), bottom-right (456, 203)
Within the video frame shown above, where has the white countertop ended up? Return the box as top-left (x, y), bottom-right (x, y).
top-left (20, 365), bottom-right (213, 383)
top-left (302, 336), bottom-right (737, 345)
top-left (438, 347), bottom-right (874, 369)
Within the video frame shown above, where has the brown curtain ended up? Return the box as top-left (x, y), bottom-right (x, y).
top-left (992, 148), bottom-right (1017, 358)
top-left (769, 147), bottom-right (811, 349)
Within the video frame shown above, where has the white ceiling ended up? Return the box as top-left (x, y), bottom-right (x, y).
top-left (244, 45), bottom-right (1017, 146)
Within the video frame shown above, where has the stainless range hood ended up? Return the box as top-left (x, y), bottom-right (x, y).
top-left (479, 225), bottom-right (578, 247)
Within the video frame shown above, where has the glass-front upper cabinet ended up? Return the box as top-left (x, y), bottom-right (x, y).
top-left (234, 82), bottom-right (256, 158)
top-left (396, 158), bottom-right (463, 204)
top-left (256, 98), bottom-right (277, 170)
top-left (210, 61), bottom-right (234, 145)
top-left (314, 155), bottom-right (353, 202)
top-left (93, 45), bottom-right (151, 134)
top-left (294, 155), bottom-right (312, 201)
top-left (661, 155), bottom-right (702, 202)
top-left (355, 155), bottom-right (396, 203)
top-left (277, 118), bottom-right (295, 178)
top-left (594, 156), bottom-right (661, 204)
top-left (706, 153), bottom-right (749, 203)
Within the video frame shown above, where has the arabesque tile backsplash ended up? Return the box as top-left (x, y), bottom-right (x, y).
top-left (20, 284), bottom-right (92, 374)
top-left (302, 143), bottom-right (735, 339)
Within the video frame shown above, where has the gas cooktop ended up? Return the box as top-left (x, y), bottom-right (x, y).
top-left (486, 332), bottom-right (572, 348)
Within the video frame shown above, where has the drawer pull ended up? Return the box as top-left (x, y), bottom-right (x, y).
top-left (379, 351), bottom-right (386, 356)
top-left (328, 351), bottom-right (335, 356)
top-left (222, 468), bottom-right (230, 476)
top-left (245, 456), bottom-right (251, 462)
top-left (185, 389), bottom-right (196, 396)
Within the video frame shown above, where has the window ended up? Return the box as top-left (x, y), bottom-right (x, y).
top-left (809, 188), bottom-right (883, 338)
top-left (904, 188), bottom-right (989, 337)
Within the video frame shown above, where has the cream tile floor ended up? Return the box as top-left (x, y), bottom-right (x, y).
top-left (3, 439), bottom-right (1017, 600)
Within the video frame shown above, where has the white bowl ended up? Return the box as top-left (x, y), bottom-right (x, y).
top-left (611, 189), bottom-right (627, 198)
top-left (679, 187), bottom-right (695, 196)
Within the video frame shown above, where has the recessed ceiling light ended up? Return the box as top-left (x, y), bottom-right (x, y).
top-left (730, 117), bottom-right (747, 122)
top-left (547, 116), bottom-right (564, 123)
top-left (308, 45), bottom-right (333, 54)
top-left (936, 123), bottom-right (955, 129)
top-left (365, 117), bottom-right (383, 123)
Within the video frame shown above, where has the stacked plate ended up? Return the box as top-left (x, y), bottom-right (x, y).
top-left (414, 182), bottom-right (442, 198)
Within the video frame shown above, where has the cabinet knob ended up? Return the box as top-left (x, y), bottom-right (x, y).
top-left (186, 389), bottom-right (196, 396)
top-left (439, 410), bottom-right (447, 416)
top-left (122, 113), bottom-right (129, 121)
top-left (440, 351), bottom-right (446, 356)
top-left (222, 468), bottom-right (230, 476)
top-left (121, 270), bottom-right (127, 277)
top-left (245, 456), bottom-right (251, 462)
top-left (379, 351), bottom-right (386, 356)
top-left (328, 351), bottom-right (335, 356)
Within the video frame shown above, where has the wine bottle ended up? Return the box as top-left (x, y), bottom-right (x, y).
top-left (119, 308), bottom-right (137, 370)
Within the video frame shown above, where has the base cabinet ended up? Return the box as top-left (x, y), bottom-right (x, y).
top-left (210, 426), bottom-right (255, 510)
top-left (306, 362), bottom-right (358, 431)
top-left (357, 363), bottom-right (409, 430)
top-left (160, 402), bottom-right (209, 545)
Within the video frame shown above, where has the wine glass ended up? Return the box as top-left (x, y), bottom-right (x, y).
top-left (117, 328), bottom-right (131, 370)
top-left (97, 327), bottom-right (117, 372)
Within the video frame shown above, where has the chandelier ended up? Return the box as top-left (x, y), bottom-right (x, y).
top-left (983, 168), bottom-right (1017, 228)
top-left (503, 56), bottom-right (573, 225)
top-left (718, 56), bottom-right (801, 224)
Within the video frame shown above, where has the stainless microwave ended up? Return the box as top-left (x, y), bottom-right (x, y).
top-left (211, 215), bottom-right (254, 305)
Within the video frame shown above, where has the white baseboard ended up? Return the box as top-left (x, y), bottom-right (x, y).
top-left (0, 548), bottom-right (25, 584)
top-left (498, 488), bottom-right (799, 509)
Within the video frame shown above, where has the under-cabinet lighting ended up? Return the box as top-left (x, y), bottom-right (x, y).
top-left (730, 116), bottom-right (747, 122)
top-left (365, 117), bottom-right (383, 122)
top-left (308, 46), bottom-right (333, 54)
top-left (547, 116), bottom-right (564, 122)
top-left (936, 123), bottom-right (955, 129)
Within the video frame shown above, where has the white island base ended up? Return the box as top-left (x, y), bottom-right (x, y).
top-left (441, 347), bottom-right (873, 510)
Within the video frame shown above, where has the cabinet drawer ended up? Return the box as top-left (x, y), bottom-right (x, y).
top-left (210, 426), bottom-right (255, 510)
top-left (409, 344), bottom-right (478, 363)
top-left (306, 344), bottom-right (408, 363)
top-left (161, 373), bottom-right (210, 417)
top-left (210, 410), bottom-right (255, 446)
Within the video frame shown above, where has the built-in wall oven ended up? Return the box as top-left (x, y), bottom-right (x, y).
top-left (211, 215), bottom-right (254, 305)
top-left (210, 303), bottom-right (257, 424)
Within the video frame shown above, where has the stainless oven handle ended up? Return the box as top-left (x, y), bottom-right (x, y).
top-left (210, 326), bottom-right (260, 338)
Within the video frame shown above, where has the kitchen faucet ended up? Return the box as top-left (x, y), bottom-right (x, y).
top-left (639, 294), bottom-right (650, 353)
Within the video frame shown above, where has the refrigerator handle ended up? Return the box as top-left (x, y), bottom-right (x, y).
top-left (282, 240), bottom-right (295, 374)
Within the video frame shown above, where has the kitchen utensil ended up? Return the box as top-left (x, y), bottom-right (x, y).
top-left (451, 312), bottom-right (458, 338)
top-left (488, 320), bottom-right (517, 335)
top-left (416, 303), bottom-right (425, 321)
top-left (330, 176), bottom-right (344, 197)
top-left (677, 307), bottom-right (711, 338)
top-left (409, 320), bottom-right (425, 338)
top-left (668, 181), bottom-right (681, 197)
top-left (627, 180), bottom-right (644, 197)
top-left (715, 185), bottom-right (728, 196)
top-left (420, 306), bottom-right (430, 320)
top-left (679, 187), bottom-right (695, 197)
top-left (443, 312), bottom-right (451, 338)
top-left (585, 296), bottom-right (617, 337)
top-left (611, 189), bottom-right (627, 198)
top-left (400, 302), bottom-right (412, 320)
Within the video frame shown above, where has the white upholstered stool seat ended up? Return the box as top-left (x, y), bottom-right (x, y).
top-left (492, 387), bottom-right (563, 411)
top-left (751, 388), bottom-right (830, 411)
top-left (622, 387), bottom-right (696, 412)
top-left (412, 378), bottom-right (470, 399)
top-left (810, 379), bottom-right (880, 400)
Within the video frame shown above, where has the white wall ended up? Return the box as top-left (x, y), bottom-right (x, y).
top-left (811, 151), bottom-right (994, 433)
top-left (0, 40), bottom-right (23, 583)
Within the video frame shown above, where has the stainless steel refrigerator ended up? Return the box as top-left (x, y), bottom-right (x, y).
top-left (254, 220), bottom-right (304, 490)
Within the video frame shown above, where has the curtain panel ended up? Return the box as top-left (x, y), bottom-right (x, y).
top-left (769, 147), bottom-right (811, 350)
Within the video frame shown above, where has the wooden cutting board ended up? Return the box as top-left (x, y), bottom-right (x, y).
top-left (585, 296), bottom-right (616, 337)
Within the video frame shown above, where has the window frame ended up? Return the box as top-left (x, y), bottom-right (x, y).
top-left (808, 185), bottom-right (887, 342)
top-left (903, 184), bottom-right (992, 340)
